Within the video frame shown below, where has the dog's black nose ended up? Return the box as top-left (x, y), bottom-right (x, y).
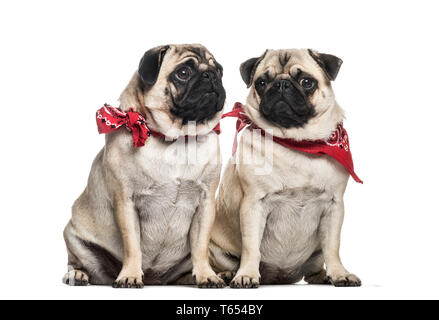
top-left (274, 79), bottom-right (292, 92)
top-left (202, 71), bottom-right (211, 79)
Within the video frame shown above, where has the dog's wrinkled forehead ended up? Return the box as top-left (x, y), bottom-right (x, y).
top-left (165, 44), bottom-right (221, 72)
top-left (256, 49), bottom-right (325, 82)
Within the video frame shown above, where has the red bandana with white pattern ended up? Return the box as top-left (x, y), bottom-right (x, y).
top-left (222, 102), bottom-right (363, 183)
top-left (96, 104), bottom-right (221, 148)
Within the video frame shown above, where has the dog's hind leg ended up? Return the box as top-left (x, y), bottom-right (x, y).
top-left (172, 273), bottom-right (196, 286)
top-left (302, 250), bottom-right (330, 285)
top-left (63, 222), bottom-right (91, 286)
top-left (63, 221), bottom-right (119, 286)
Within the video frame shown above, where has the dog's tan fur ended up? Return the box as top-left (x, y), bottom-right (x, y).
top-left (210, 49), bottom-right (361, 287)
top-left (63, 44), bottom-right (225, 288)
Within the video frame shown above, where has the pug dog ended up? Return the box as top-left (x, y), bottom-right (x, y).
top-left (63, 44), bottom-right (226, 288)
top-left (210, 49), bottom-right (361, 287)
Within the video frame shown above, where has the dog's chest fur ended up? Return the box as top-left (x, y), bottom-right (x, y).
top-left (240, 129), bottom-right (348, 271)
top-left (116, 132), bottom-right (220, 274)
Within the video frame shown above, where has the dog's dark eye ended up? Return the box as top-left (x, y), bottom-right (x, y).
top-left (256, 79), bottom-right (266, 88)
top-left (176, 67), bottom-right (192, 81)
top-left (300, 78), bottom-right (316, 90)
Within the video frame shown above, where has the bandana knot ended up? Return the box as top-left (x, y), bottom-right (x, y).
top-left (96, 104), bottom-right (220, 148)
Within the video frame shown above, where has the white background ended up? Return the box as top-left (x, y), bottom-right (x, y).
top-left (1, 0), bottom-right (438, 300)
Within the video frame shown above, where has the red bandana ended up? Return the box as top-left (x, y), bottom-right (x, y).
top-left (96, 104), bottom-right (221, 148)
top-left (222, 102), bottom-right (363, 184)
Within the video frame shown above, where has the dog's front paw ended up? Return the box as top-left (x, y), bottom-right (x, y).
top-left (193, 268), bottom-right (226, 288)
top-left (113, 276), bottom-right (144, 288)
top-left (230, 270), bottom-right (260, 289)
top-left (63, 269), bottom-right (89, 286)
top-left (113, 269), bottom-right (144, 288)
top-left (327, 273), bottom-right (361, 287)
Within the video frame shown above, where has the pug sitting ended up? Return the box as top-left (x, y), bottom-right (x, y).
top-left (210, 49), bottom-right (362, 287)
top-left (63, 44), bottom-right (226, 288)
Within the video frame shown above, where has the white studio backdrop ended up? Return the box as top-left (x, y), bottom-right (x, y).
top-left (0, 0), bottom-right (438, 299)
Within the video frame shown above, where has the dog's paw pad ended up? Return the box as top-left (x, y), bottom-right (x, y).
top-left (63, 270), bottom-right (89, 286)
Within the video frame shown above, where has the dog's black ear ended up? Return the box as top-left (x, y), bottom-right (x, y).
top-left (138, 45), bottom-right (170, 87)
top-left (308, 49), bottom-right (343, 81)
top-left (240, 50), bottom-right (268, 88)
